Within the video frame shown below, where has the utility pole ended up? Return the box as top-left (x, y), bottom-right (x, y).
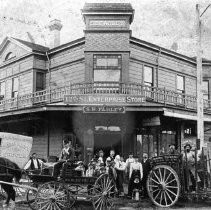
top-left (196, 4), bottom-right (204, 150)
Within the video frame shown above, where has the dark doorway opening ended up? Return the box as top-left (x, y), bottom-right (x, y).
top-left (94, 132), bottom-right (122, 157)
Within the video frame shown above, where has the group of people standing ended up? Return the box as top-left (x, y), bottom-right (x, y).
top-left (92, 149), bottom-right (151, 198)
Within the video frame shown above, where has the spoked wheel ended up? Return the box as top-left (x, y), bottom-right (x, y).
top-left (26, 183), bottom-right (38, 210)
top-left (35, 181), bottom-right (73, 210)
top-left (147, 165), bottom-right (180, 208)
top-left (92, 174), bottom-right (116, 210)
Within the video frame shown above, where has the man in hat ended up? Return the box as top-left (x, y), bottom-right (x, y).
top-left (182, 143), bottom-right (198, 192)
top-left (168, 144), bottom-right (179, 155)
top-left (98, 149), bottom-right (106, 166)
top-left (141, 153), bottom-right (151, 197)
top-left (53, 139), bottom-right (75, 179)
top-left (125, 152), bottom-right (135, 178)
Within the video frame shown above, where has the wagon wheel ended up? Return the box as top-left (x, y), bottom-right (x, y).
top-left (92, 174), bottom-right (116, 210)
top-left (26, 183), bottom-right (38, 210)
top-left (147, 165), bottom-right (180, 208)
top-left (35, 181), bottom-right (75, 210)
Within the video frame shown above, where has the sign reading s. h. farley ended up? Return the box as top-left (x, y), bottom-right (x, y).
top-left (64, 94), bottom-right (145, 106)
top-left (83, 106), bottom-right (125, 113)
top-left (89, 20), bottom-right (126, 27)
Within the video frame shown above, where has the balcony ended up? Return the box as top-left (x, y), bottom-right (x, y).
top-left (0, 82), bottom-right (210, 113)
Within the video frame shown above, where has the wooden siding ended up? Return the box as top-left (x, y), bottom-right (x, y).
top-left (50, 45), bottom-right (84, 69)
top-left (0, 57), bottom-right (34, 80)
top-left (129, 61), bottom-right (143, 83)
top-left (130, 44), bottom-right (196, 76)
top-left (158, 69), bottom-right (176, 90)
top-left (34, 57), bottom-right (46, 70)
top-left (47, 61), bottom-right (85, 88)
top-left (19, 71), bottom-right (33, 95)
top-left (186, 77), bottom-right (196, 96)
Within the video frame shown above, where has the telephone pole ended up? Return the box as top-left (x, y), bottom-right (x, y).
top-left (196, 3), bottom-right (211, 149)
top-left (196, 4), bottom-right (204, 150)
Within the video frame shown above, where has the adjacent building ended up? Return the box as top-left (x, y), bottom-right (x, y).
top-left (0, 3), bottom-right (211, 162)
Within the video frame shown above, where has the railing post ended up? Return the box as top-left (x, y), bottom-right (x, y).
top-left (164, 87), bottom-right (166, 105)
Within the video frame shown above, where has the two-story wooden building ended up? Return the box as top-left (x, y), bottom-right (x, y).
top-left (0, 3), bottom-right (211, 161)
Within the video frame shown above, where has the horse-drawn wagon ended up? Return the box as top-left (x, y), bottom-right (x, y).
top-left (0, 132), bottom-right (117, 210)
top-left (26, 162), bottom-right (116, 210)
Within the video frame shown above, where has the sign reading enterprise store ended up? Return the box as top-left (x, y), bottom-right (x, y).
top-left (64, 94), bottom-right (145, 106)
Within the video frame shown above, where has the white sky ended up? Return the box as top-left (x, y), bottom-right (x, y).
top-left (1, 0), bottom-right (211, 58)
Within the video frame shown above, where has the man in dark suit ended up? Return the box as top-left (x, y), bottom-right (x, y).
top-left (141, 153), bottom-right (151, 198)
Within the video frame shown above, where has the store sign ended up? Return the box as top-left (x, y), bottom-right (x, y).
top-left (64, 94), bottom-right (145, 106)
top-left (83, 106), bottom-right (125, 113)
top-left (89, 20), bottom-right (126, 27)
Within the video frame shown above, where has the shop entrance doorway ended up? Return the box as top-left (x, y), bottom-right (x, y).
top-left (94, 132), bottom-right (122, 157)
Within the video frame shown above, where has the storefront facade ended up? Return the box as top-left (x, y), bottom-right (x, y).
top-left (0, 3), bottom-right (211, 161)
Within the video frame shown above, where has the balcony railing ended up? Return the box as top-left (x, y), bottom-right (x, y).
top-left (0, 82), bottom-right (210, 112)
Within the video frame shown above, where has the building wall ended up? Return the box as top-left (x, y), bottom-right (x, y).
top-left (129, 43), bottom-right (197, 96)
top-left (46, 45), bottom-right (85, 88)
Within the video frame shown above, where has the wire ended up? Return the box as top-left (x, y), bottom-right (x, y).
top-left (200, 4), bottom-right (211, 17)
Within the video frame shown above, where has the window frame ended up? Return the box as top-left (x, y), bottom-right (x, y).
top-left (5, 52), bottom-right (16, 61)
top-left (202, 80), bottom-right (209, 100)
top-left (176, 74), bottom-right (185, 94)
top-left (36, 72), bottom-right (45, 92)
top-left (12, 77), bottom-right (19, 98)
top-left (143, 65), bottom-right (154, 87)
top-left (93, 54), bottom-right (122, 82)
top-left (0, 81), bottom-right (5, 100)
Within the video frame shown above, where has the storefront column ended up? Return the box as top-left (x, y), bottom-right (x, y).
top-left (177, 121), bottom-right (184, 152)
top-left (83, 128), bottom-right (94, 165)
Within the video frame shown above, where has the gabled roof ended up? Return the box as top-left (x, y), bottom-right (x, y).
top-left (0, 37), bottom-right (49, 56)
top-left (13, 38), bottom-right (49, 53)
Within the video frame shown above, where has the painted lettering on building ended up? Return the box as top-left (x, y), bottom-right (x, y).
top-left (64, 94), bottom-right (145, 106)
top-left (89, 20), bottom-right (126, 27)
top-left (83, 106), bottom-right (125, 113)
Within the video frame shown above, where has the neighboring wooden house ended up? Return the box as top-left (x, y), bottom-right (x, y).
top-left (0, 3), bottom-right (210, 161)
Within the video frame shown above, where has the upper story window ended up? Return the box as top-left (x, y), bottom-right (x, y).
top-left (0, 82), bottom-right (5, 100)
top-left (5, 52), bottom-right (15, 61)
top-left (144, 66), bottom-right (153, 86)
top-left (177, 75), bottom-right (185, 94)
top-left (12, 77), bottom-right (19, 98)
top-left (202, 80), bottom-right (209, 100)
top-left (93, 55), bottom-right (121, 82)
top-left (36, 72), bottom-right (45, 91)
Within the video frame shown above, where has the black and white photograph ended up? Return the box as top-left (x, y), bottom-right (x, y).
top-left (0, 0), bottom-right (211, 209)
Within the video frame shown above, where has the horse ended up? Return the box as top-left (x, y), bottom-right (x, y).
top-left (0, 157), bottom-right (22, 208)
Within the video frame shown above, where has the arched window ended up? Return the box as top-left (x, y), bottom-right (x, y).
top-left (5, 52), bottom-right (15, 61)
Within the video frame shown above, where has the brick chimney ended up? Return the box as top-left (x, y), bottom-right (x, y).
top-left (49, 19), bottom-right (63, 48)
